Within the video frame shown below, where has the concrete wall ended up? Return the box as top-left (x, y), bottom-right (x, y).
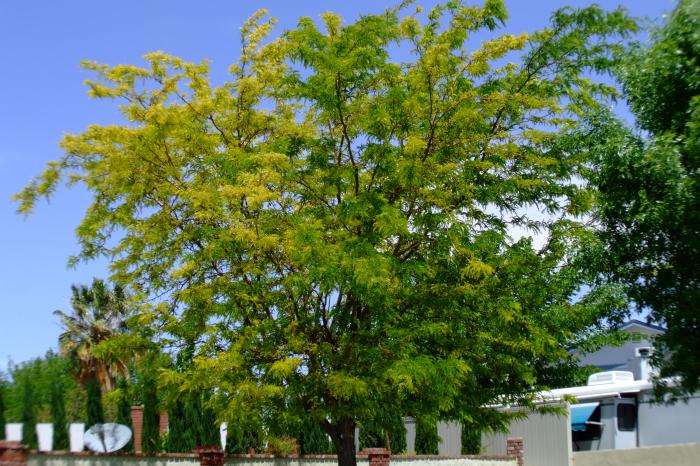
top-left (225, 458), bottom-right (366, 466)
top-left (638, 393), bottom-right (700, 447)
top-left (481, 406), bottom-right (571, 466)
top-left (398, 419), bottom-right (463, 455)
top-left (405, 419), bottom-right (416, 454)
top-left (27, 454), bottom-right (515, 466)
top-left (436, 421), bottom-right (461, 456)
top-left (29, 454), bottom-right (200, 466)
top-left (392, 457), bottom-right (514, 466)
top-left (573, 442), bottom-right (700, 466)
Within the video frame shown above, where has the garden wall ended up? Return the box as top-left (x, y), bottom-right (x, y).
top-left (27, 452), bottom-right (200, 466)
top-left (24, 453), bottom-right (517, 466)
top-left (481, 405), bottom-right (569, 466)
top-left (0, 441), bottom-right (521, 466)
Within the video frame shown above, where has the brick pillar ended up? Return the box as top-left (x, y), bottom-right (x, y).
top-left (363, 448), bottom-right (391, 466)
top-left (159, 412), bottom-right (169, 436)
top-left (506, 437), bottom-right (524, 466)
top-left (196, 447), bottom-right (224, 466)
top-left (0, 441), bottom-right (28, 466)
top-left (131, 405), bottom-right (144, 453)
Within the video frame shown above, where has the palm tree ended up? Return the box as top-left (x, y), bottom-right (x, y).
top-left (54, 279), bottom-right (132, 393)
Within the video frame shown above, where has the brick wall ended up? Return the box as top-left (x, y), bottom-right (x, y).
top-left (506, 438), bottom-right (524, 466)
top-left (159, 412), bottom-right (169, 437)
top-left (363, 448), bottom-right (391, 466)
top-left (196, 447), bottom-right (224, 466)
top-left (130, 406), bottom-right (144, 453)
top-left (0, 441), bottom-right (28, 466)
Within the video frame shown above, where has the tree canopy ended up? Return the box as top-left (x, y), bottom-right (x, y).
top-left (16, 1), bottom-right (636, 464)
top-left (593, 0), bottom-right (700, 397)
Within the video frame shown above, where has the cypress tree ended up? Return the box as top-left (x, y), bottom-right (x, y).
top-left (299, 419), bottom-right (332, 454)
top-left (0, 383), bottom-right (6, 441)
top-left (141, 376), bottom-right (160, 453)
top-left (21, 379), bottom-right (37, 449)
top-left (197, 398), bottom-right (220, 447)
top-left (387, 412), bottom-right (407, 454)
top-left (460, 423), bottom-right (481, 455)
top-left (414, 417), bottom-right (439, 455)
top-left (115, 378), bottom-right (133, 452)
top-left (359, 422), bottom-right (384, 450)
top-left (225, 421), bottom-right (263, 454)
top-left (166, 397), bottom-right (196, 453)
top-left (359, 412), bottom-right (405, 453)
top-left (50, 382), bottom-right (69, 450)
top-left (86, 379), bottom-right (104, 427)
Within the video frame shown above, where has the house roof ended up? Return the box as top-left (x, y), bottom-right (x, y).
top-left (620, 319), bottom-right (666, 335)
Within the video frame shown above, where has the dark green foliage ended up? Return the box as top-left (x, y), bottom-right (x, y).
top-left (166, 395), bottom-right (213, 453)
top-left (414, 418), bottom-right (439, 455)
top-left (168, 346), bottom-right (220, 451)
top-left (460, 423), bottom-right (480, 455)
top-left (298, 419), bottom-right (333, 455)
top-left (225, 408), bottom-right (265, 454)
top-left (50, 381), bottom-right (69, 450)
top-left (21, 380), bottom-right (37, 449)
top-left (165, 398), bottom-right (187, 452)
top-left (0, 382), bottom-right (6, 441)
top-left (116, 378), bottom-right (133, 452)
top-left (359, 422), bottom-right (384, 450)
top-left (359, 413), bottom-right (406, 453)
top-left (262, 405), bottom-right (332, 455)
top-left (86, 379), bottom-right (104, 427)
top-left (199, 400), bottom-right (221, 447)
top-left (141, 376), bottom-right (160, 453)
top-left (386, 411), bottom-right (407, 454)
top-left (3, 352), bottom-right (85, 426)
top-left (166, 391), bottom-right (226, 453)
top-left (594, 0), bottom-right (700, 396)
top-left (226, 424), bottom-right (263, 454)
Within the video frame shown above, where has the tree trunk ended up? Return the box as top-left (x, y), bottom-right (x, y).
top-left (328, 418), bottom-right (357, 466)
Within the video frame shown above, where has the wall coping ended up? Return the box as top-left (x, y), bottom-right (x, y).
top-left (29, 450), bottom-right (198, 459)
top-left (28, 451), bottom-right (516, 461)
top-left (392, 455), bottom-right (514, 460)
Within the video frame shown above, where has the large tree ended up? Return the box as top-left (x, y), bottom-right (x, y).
top-left (16, 2), bottom-right (635, 465)
top-left (53, 279), bottom-right (133, 427)
top-left (593, 0), bottom-right (700, 396)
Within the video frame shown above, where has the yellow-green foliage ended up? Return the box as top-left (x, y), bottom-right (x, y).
top-left (16, 2), bottom-right (637, 463)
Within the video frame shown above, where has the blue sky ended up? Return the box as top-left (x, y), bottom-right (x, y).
top-left (0, 0), bottom-right (674, 372)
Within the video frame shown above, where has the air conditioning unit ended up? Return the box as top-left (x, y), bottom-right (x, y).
top-left (587, 371), bottom-right (635, 386)
top-left (635, 346), bottom-right (652, 358)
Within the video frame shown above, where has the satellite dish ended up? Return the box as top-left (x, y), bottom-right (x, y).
top-left (84, 423), bottom-right (132, 453)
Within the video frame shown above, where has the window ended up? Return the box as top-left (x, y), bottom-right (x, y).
top-left (572, 404), bottom-right (602, 450)
top-left (617, 403), bottom-right (637, 431)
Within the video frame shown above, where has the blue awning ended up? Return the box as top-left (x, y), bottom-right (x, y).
top-left (571, 402), bottom-right (599, 431)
